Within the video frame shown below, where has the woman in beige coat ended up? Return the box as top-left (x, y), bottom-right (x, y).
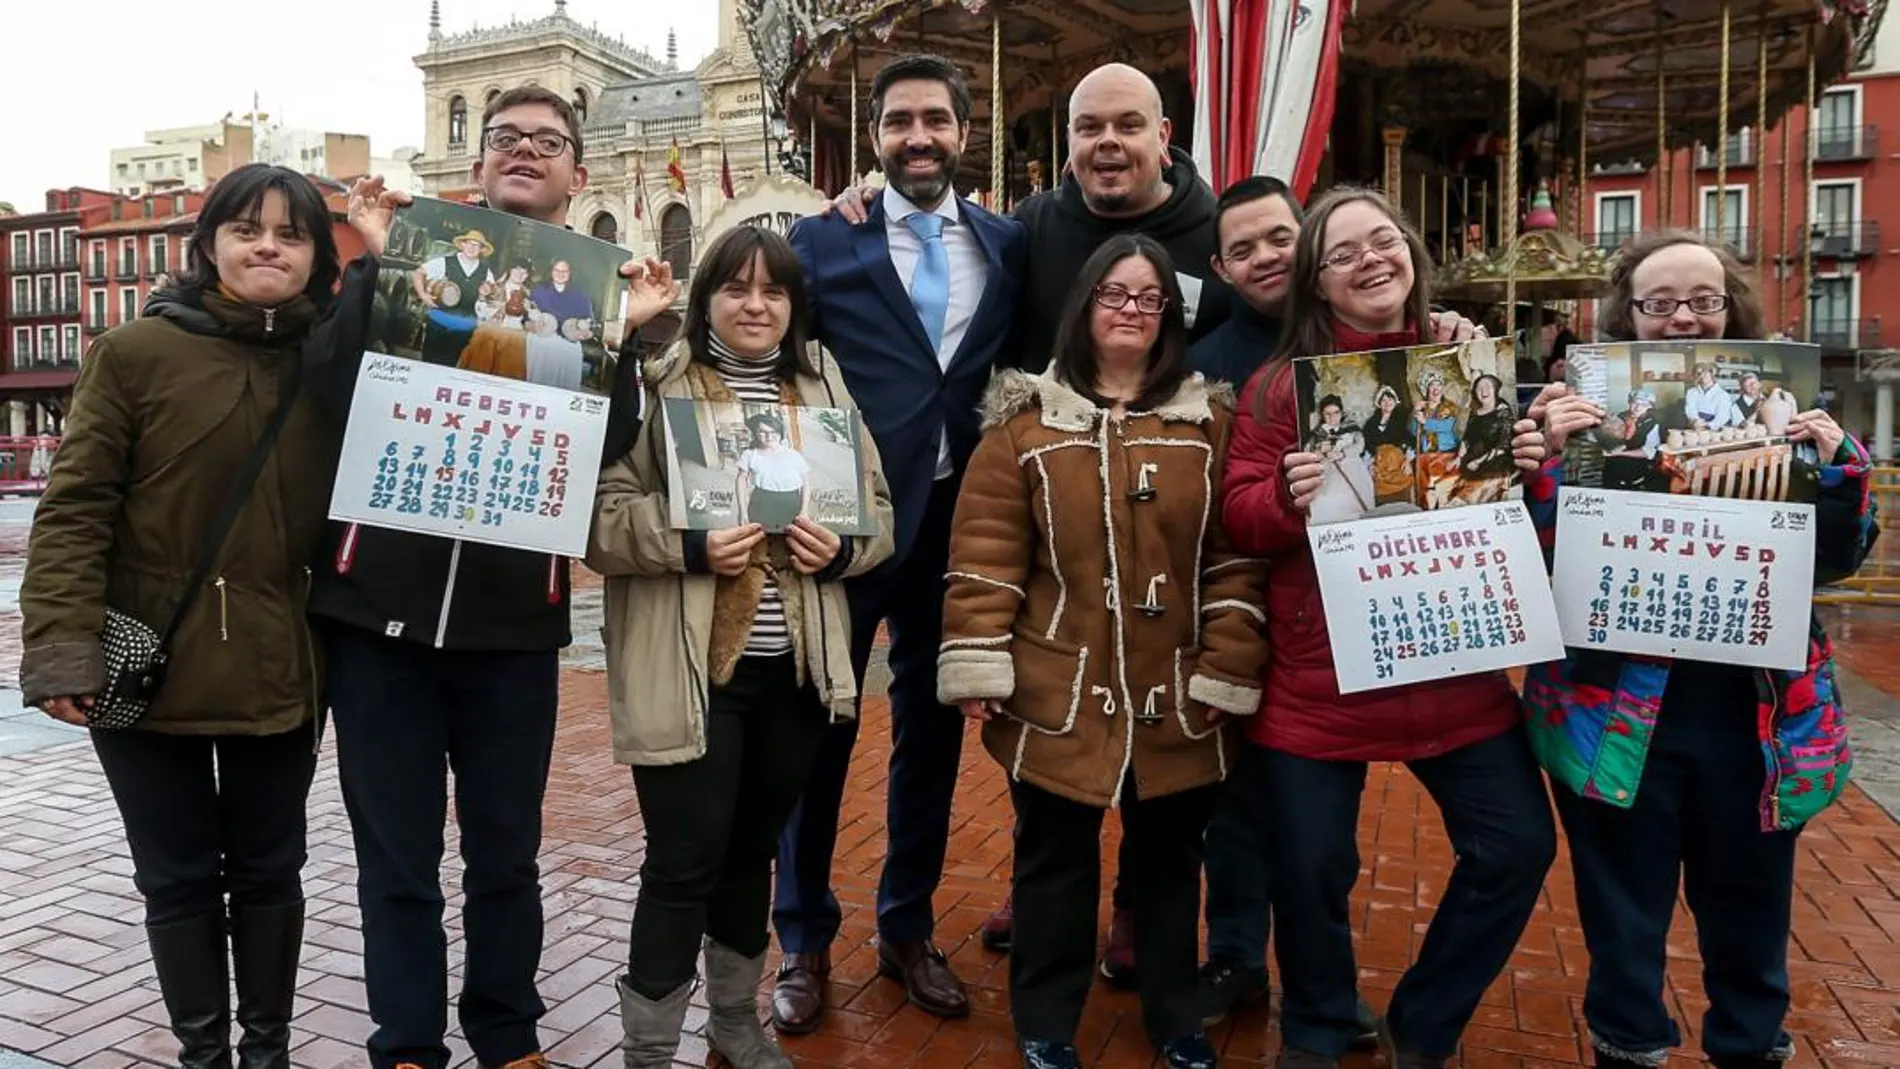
top-left (586, 225), bottom-right (894, 1068)
top-left (938, 234), bottom-right (1268, 1069)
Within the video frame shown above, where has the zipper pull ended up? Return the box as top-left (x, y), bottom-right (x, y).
top-left (215, 576), bottom-right (229, 641)
top-left (263, 307), bottom-right (276, 334)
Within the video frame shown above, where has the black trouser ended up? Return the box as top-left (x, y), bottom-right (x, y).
top-left (1009, 778), bottom-right (1219, 1047)
top-left (326, 624), bottom-right (559, 1069)
top-left (625, 654), bottom-right (829, 998)
top-left (92, 724), bottom-right (318, 925)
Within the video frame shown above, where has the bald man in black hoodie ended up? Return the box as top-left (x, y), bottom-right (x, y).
top-left (1009, 63), bottom-right (1231, 372)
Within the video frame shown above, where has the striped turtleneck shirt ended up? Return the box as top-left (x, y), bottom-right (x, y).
top-left (709, 334), bottom-right (793, 656)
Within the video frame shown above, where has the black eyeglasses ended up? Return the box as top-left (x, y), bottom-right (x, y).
top-left (1632, 293), bottom-right (1730, 317)
top-left (1093, 284), bottom-right (1169, 315)
top-left (482, 126), bottom-right (576, 159)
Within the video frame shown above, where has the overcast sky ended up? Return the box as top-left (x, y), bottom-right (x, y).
top-left (4, 0), bottom-right (719, 209)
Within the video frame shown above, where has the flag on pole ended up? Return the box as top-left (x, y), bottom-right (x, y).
top-left (719, 142), bottom-right (735, 199)
top-left (633, 159), bottom-right (648, 220)
top-left (667, 138), bottom-right (687, 193)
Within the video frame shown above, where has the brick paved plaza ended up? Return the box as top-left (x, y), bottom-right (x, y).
top-left (4, 537), bottom-right (1900, 1067)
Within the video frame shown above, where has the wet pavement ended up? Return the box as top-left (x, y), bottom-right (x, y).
top-left (1, 505), bottom-right (1900, 1067)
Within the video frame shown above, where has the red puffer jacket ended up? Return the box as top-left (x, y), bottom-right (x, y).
top-left (1221, 323), bottom-right (1522, 762)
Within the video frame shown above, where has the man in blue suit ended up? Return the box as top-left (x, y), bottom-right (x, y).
top-left (771, 52), bottom-right (1026, 1034)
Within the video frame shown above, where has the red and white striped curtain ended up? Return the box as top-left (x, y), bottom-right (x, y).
top-left (1188, 0), bottom-right (1347, 198)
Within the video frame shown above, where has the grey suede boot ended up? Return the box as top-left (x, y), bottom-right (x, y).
top-left (702, 940), bottom-right (793, 1069)
top-left (614, 975), bottom-right (692, 1069)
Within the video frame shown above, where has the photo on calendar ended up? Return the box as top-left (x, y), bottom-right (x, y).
top-left (365, 196), bottom-right (633, 396)
top-left (659, 398), bottom-right (878, 536)
top-left (1292, 337), bottom-right (1522, 525)
top-left (1561, 339), bottom-right (1823, 504)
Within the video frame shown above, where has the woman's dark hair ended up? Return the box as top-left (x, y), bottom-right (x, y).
top-left (1597, 228), bottom-right (1765, 341)
top-left (682, 225), bottom-right (817, 379)
top-left (1472, 372), bottom-right (1503, 407)
top-left (1049, 233), bottom-right (1193, 412)
top-left (745, 411), bottom-right (786, 438)
top-left (175, 164), bottom-right (341, 307)
top-left (1317, 393), bottom-right (1343, 415)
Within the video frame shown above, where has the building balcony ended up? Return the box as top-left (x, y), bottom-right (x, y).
top-left (1695, 139), bottom-right (1756, 169)
top-left (145, 264), bottom-right (168, 279)
top-left (1814, 124), bottom-right (1878, 162)
top-left (1584, 230), bottom-right (1640, 254)
top-left (1699, 227), bottom-right (1758, 261)
top-left (84, 265), bottom-right (108, 282)
top-left (1802, 220), bottom-right (1882, 259)
top-left (10, 304), bottom-right (81, 321)
top-left (1811, 317), bottom-right (1881, 355)
top-left (84, 322), bottom-right (107, 336)
top-left (114, 266), bottom-right (138, 281)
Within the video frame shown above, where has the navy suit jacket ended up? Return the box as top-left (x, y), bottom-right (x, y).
top-left (788, 196), bottom-right (1025, 566)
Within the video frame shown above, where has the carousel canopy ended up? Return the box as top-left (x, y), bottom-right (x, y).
top-left (742, 0), bottom-right (1878, 173)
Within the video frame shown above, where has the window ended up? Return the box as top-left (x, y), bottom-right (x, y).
top-left (11, 326), bottom-right (29, 368)
top-left (1699, 185), bottom-right (1748, 256)
top-left (37, 326), bottom-right (55, 364)
top-left (59, 228), bottom-right (77, 263)
top-left (589, 212), bottom-right (618, 243)
top-left (119, 238), bottom-right (137, 276)
top-left (150, 235), bottom-right (169, 273)
top-left (62, 325), bottom-right (78, 361)
top-left (35, 230), bottom-right (52, 264)
top-left (37, 277), bottom-right (55, 312)
top-left (1817, 88), bottom-right (1864, 159)
top-left (9, 232), bottom-right (27, 267)
top-left (88, 240), bottom-right (106, 277)
top-left (1811, 275), bottom-right (1857, 350)
top-left (1594, 193), bottom-right (1639, 251)
top-left (11, 277), bottom-right (28, 315)
top-left (61, 274), bottom-right (78, 311)
top-left (89, 289), bottom-right (106, 329)
top-left (573, 87), bottom-right (589, 123)
top-left (448, 95), bottom-right (468, 149)
top-left (119, 287), bottom-right (137, 324)
top-left (1812, 182), bottom-right (1860, 254)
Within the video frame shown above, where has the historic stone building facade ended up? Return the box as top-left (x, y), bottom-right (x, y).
top-left (412, 0), bottom-right (776, 275)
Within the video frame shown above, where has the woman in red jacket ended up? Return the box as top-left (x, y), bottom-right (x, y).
top-left (1221, 186), bottom-right (1557, 1069)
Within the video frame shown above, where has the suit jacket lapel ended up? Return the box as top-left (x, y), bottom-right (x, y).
top-left (946, 204), bottom-right (1007, 374)
top-left (852, 201), bottom-right (935, 356)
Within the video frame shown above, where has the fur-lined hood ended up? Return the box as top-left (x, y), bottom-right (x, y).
top-left (979, 367), bottom-right (1236, 432)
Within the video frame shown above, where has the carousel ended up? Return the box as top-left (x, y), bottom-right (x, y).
top-left (735, 0), bottom-right (1881, 348)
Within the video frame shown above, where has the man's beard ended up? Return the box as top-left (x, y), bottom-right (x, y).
top-left (884, 150), bottom-right (957, 205)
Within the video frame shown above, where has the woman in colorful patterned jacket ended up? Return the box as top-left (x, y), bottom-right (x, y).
top-left (1522, 229), bottom-right (1876, 1069)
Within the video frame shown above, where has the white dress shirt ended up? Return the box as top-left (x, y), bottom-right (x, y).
top-left (883, 186), bottom-right (989, 478)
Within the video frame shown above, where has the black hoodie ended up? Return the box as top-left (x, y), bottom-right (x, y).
top-left (1010, 146), bottom-right (1231, 373)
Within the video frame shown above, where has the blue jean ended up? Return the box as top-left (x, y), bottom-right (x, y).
top-left (1267, 726), bottom-right (1556, 1059)
top-left (1554, 662), bottom-right (1799, 1065)
top-left (1203, 740), bottom-right (1274, 971)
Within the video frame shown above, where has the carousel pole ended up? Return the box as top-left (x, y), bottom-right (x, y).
top-left (1716, 0), bottom-right (1731, 249)
top-left (1655, 18), bottom-right (1668, 227)
top-left (1051, 41), bottom-right (1061, 183)
top-left (1755, 8), bottom-right (1770, 277)
top-left (810, 111), bottom-right (819, 186)
top-left (1575, 44), bottom-right (1589, 236)
top-left (1440, 176), bottom-right (1450, 261)
top-left (1504, 0), bottom-right (1521, 337)
top-left (1779, 32), bottom-right (1794, 331)
top-left (1803, 21), bottom-right (1817, 341)
top-left (849, 56), bottom-right (859, 182)
top-left (992, 10), bottom-right (1005, 208)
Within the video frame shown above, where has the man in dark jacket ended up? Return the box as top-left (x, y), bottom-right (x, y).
top-left (312, 86), bottom-right (674, 1069)
top-left (1189, 176), bottom-right (1300, 390)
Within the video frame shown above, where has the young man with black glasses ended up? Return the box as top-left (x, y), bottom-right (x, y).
top-left (320, 86), bottom-right (677, 1069)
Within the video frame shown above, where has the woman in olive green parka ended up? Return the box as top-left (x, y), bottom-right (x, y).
top-left (19, 164), bottom-right (373, 1069)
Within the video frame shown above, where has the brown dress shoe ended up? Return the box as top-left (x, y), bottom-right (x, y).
top-left (875, 938), bottom-right (970, 1018)
top-left (770, 952), bottom-right (828, 1035)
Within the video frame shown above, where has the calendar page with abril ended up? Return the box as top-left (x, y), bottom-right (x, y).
top-left (1294, 338), bottom-right (1564, 694)
top-left (1554, 340), bottom-right (1820, 670)
top-left (328, 353), bottom-right (610, 558)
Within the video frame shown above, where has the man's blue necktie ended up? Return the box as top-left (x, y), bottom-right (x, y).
top-left (904, 212), bottom-right (949, 352)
